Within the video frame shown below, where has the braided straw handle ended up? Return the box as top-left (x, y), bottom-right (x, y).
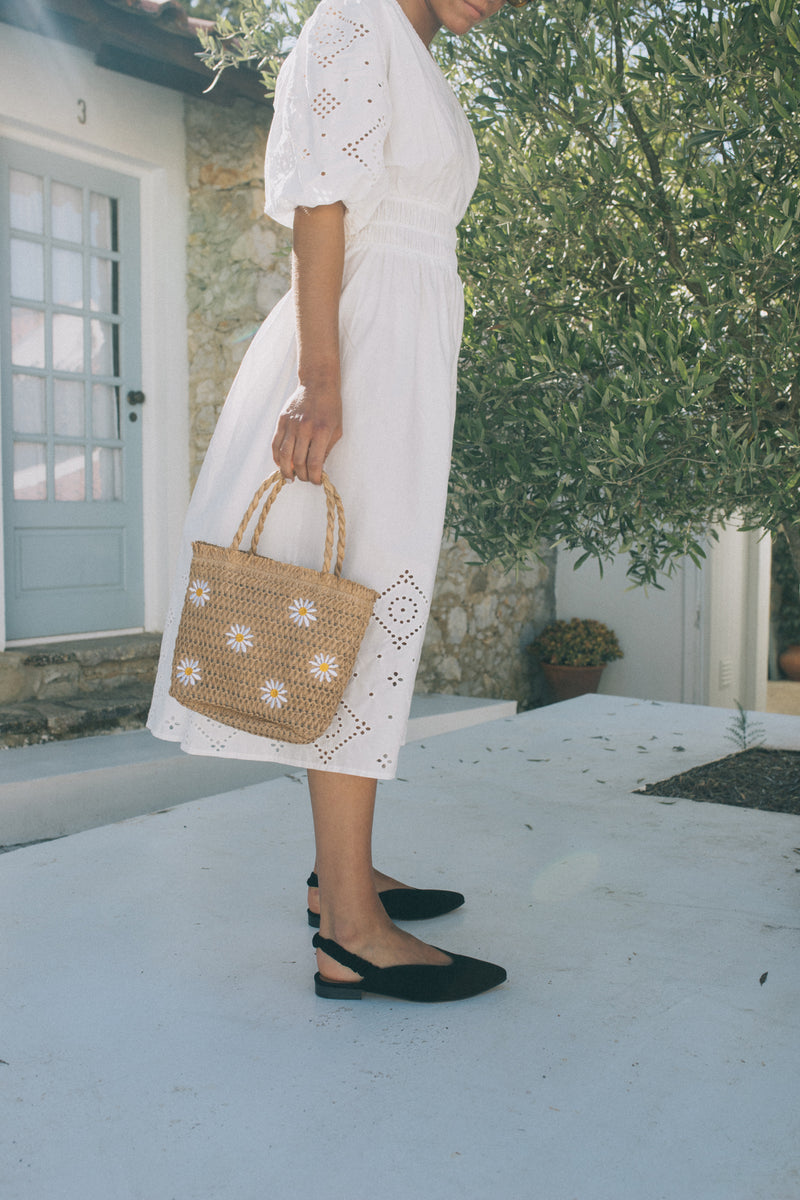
top-left (231, 471), bottom-right (346, 577)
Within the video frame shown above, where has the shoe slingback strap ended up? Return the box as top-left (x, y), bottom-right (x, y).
top-left (307, 872), bottom-right (320, 888)
top-left (312, 932), bottom-right (373, 977)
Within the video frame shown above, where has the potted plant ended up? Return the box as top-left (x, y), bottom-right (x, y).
top-left (529, 618), bottom-right (623, 703)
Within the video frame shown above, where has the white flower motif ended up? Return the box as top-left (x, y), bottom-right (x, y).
top-left (226, 624), bottom-right (253, 653)
top-left (260, 679), bottom-right (288, 709)
top-left (188, 580), bottom-right (210, 608)
top-left (309, 652), bottom-right (338, 683)
top-left (176, 656), bottom-right (201, 687)
top-left (289, 598), bottom-right (317, 628)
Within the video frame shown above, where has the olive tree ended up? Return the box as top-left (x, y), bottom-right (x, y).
top-left (450, 0), bottom-right (800, 584)
top-left (198, 0), bottom-right (800, 586)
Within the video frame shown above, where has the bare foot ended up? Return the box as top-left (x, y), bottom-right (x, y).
top-left (315, 922), bottom-right (451, 985)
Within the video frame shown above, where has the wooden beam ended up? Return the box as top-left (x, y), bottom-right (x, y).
top-left (0, 0), bottom-right (269, 105)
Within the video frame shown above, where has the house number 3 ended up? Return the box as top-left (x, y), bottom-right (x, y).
top-left (77, 99), bottom-right (87, 125)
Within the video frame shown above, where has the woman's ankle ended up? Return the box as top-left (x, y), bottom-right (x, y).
top-left (319, 906), bottom-right (391, 946)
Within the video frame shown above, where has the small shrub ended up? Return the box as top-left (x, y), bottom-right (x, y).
top-left (529, 618), bottom-right (623, 668)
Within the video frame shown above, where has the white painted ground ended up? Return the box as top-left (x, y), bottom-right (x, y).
top-left (1, 696), bottom-right (799, 1200)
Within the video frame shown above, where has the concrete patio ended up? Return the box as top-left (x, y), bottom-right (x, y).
top-left (1, 694), bottom-right (799, 1200)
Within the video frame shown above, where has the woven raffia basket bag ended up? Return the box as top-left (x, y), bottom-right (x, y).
top-left (169, 471), bottom-right (379, 743)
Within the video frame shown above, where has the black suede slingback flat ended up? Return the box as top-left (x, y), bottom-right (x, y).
top-left (312, 932), bottom-right (507, 1003)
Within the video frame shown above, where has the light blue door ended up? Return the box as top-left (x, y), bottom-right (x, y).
top-left (0, 141), bottom-right (143, 640)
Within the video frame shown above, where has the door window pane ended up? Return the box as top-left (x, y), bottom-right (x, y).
top-left (12, 374), bottom-right (46, 435)
top-left (14, 441), bottom-right (47, 500)
top-left (10, 238), bottom-right (44, 301)
top-left (54, 378), bottom-right (85, 437)
top-left (52, 247), bottom-right (83, 308)
top-left (92, 384), bottom-right (119, 439)
top-left (11, 307), bottom-right (45, 368)
top-left (90, 193), bottom-right (116, 251)
top-left (90, 256), bottom-right (115, 313)
top-left (52, 313), bottom-right (84, 372)
top-left (51, 181), bottom-right (82, 242)
top-left (54, 444), bottom-right (86, 501)
top-left (90, 319), bottom-right (116, 375)
top-left (9, 170), bottom-right (44, 234)
top-left (92, 446), bottom-right (122, 501)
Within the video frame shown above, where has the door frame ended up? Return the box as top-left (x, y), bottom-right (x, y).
top-left (0, 117), bottom-right (190, 650)
top-left (0, 138), bottom-right (145, 641)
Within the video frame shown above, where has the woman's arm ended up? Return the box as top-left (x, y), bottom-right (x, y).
top-left (272, 201), bottom-right (345, 485)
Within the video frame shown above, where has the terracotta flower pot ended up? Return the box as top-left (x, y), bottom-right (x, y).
top-left (541, 662), bottom-right (606, 703)
top-left (778, 644), bottom-right (800, 681)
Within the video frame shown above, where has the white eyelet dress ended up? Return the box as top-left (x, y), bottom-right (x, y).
top-left (147, 0), bottom-right (480, 779)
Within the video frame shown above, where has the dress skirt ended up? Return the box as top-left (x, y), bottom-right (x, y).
top-left (147, 200), bottom-right (465, 778)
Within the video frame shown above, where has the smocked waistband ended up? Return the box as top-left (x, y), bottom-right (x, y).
top-left (348, 197), bottom-right (457, 264)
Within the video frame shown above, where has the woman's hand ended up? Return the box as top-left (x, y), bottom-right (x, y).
top-left (272, 381), bottom-right (342, 485)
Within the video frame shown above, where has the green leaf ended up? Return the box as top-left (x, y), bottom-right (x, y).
top-left (773, 217), bottom-right (794, 252)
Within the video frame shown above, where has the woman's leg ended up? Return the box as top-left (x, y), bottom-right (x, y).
top-left (307, 767), bottom-right (450, 983)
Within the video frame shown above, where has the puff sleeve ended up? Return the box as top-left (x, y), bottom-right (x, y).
top-left (264, 0), bottom-right (392, 235)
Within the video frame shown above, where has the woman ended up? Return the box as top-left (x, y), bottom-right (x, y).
top-left (149, 0), bottom-right (522, 1002)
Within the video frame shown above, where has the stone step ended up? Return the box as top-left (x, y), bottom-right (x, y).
top-left (0, 682), bottom-right (155, 749)
top-left (0, 633), bottom-right (161, 705)
top-left (0, 633), bottom-right (161, 748)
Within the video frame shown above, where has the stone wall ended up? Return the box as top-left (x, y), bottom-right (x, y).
top-left (416, 537), bottom-right (555, 709)
top-left (183, 96), bottom-right (555, 708)
top-left (184, 95), bottom-right (291, 485)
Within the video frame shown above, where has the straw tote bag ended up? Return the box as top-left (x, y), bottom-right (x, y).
top-left (169, 471), bottom-right (379, 743)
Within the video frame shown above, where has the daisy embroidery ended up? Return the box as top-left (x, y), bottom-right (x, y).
top-left (188, 580), bottom-right (210, 608)
top-left (176, 657), bottom-right (201, 687)
top-left (226, 624), bottom-right (253, 653)
top-left (309, 652), bottom-right (338, 683)
top-left (260, 679), bottom-right (288, 709)
top-left (289, 598), bottom-right (317, 628)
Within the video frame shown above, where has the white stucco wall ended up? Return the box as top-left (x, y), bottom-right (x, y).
top-left (556, 525), bottom-right (770, 712)
top-left (0, 24), bottom-right (190, 643)
top-left (704, 524), bottom-right (770, 713)
top-left (556, 547), bottom-right (706, 706)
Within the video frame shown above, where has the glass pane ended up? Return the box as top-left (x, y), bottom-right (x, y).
top-left (12, 374), bottom-right (46, 435)
top-left (11, 307), bottom-right (45, 368)
top-left (52, 313), bottom-right (84, 372)
top-left (90, 193), bottom-right (116, 251)
top-left (14, 441), bottom-right (47, 500)
top-left (90, 256), bottom-right (115, 313)
top-left (10, 239), bottom-right (44, 301)
top-left (90, 319), bottom-right (116, 375)
top-left (51, 181), bottom-right (83, 243)
top-left (92, 384), bottom-right (119, 439)
top-left (54, 378), bottom-right (85, 437)
top-left (52, 247), bottom-right (83, 308)
top-left (9, 170), bottom-right (44, 234)
top-left (92, 446), bottom-right (122, 501)
top-left (54, 444), bottom-right (86, 501)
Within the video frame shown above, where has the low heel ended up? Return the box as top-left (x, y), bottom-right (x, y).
top-left (314, 972), bottom-right (363, 1000)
